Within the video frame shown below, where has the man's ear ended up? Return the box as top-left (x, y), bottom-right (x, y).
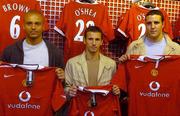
top-left (83, 37), bottom-right (86, 44)
top-left (100, 40), bottom-right (103, 45)
top-left (162, 21), bottom-right (165, 28)
top-left (43, 24), bottom-right (45, 31)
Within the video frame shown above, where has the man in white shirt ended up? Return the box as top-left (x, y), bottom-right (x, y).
top-left (1, 10), bottom-right (64, 79)
top-left (119, 10), bottom-right (180, 62)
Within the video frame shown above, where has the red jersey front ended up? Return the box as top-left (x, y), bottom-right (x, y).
top-left (0, 0), bottom-right (48, 56)
top-left (54, 0), bottom-right (114, 62)
top-left (117, 4), bottom-right (173, 42)
top-left (0, 64), bottom-right (66, 116)
top-left (114, 56), bottom-right (180, 116)
top-left (68, 85), bottom-right (121, 116)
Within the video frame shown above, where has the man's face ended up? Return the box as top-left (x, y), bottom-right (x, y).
top-left (24, 13), bottom-right (44, 40)
top-left (145, 15), bottom-right (164, 40)
top-left (84, 32), bottom-right (103, 53)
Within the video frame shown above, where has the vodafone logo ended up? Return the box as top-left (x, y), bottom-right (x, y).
top-left (84, 111), bottom-right (94, 116)
top-left (149, 81), bottom-right (160, 92)
top-left (18, 91), bottom-right (31, 102)
top-left (8, 91), bottom-right (40, 109)
top-left (140, 81), bottom-right (170, 98)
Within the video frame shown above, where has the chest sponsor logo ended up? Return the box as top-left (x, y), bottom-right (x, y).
top-left (19, 91), bottom-right (31, 102)
top-left (84, 111), bottom-right (94, 116)
top-left (149, 81), bottom-right (160, 91)
top-left (139, 81), bottom-right (170, 98)
top-left (7, 91), bottom-right (40, 110)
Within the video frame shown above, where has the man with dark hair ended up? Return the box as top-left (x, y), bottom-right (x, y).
top-left (119, 10), bottom-right (180, 62)
top-left (115, 10), bottom-right (180, 116)
top-left (65, 26), bottom-right (120, 97)
top-left (146, 9), bottom-right (164, 22)
top-left (1, 10), bottom-right (64, 79)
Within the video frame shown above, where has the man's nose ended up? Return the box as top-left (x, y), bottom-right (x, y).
top-left (92, 39), bottom-right (96, 45)
top-left (31, 24), bottom-right (36, 29)
top-left (151, 23), bottom-right (155, 28)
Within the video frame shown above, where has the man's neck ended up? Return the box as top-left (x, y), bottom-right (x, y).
top-left (25, 37), bottom-right (43, 45)
top-left (147, 34), bottom-right (164, 43)
top-left (85, 51), bottom-right (100, 61)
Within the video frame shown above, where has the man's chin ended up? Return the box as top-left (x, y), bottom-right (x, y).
top-left (89, 50), bottom-right (97, 53)
top-left (29, 36), bottom-right (39, 39)
top-left (148, 34), bottom-right (158, 39)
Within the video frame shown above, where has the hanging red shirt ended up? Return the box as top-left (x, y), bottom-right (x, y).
top-left (117, 4), bottom-right (173, 42)
top-left (54, 0), bottom-right (114, 63)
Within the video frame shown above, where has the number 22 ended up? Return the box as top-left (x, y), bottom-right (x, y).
top-left (74, 19), bottom-right (95, 42)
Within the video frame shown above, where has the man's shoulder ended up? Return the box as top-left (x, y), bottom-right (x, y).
top-left (67, 54), bottom-right (82, 63)
top-left (44, 39), bottom-right (56, 47)
top-left (100, 54), bottom-right (116, 65)
top-left (4, 40), bottom-right (23, 50)
top-left (43, 39), bottom-right (63, 52)
top-left (101, 54), bottom-right (114, 61)
top-left (170, 41), bottom-right (180, 53)
top-left (129, 37), bottom-right (144, 47)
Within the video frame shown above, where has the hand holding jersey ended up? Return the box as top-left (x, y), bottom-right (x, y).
top-left (1, 10), bottom-right (65, 80)
top-left (116, 10), bottom-right (180, 116)
top-left (114, 55), bottom-right (180, 116)
top-left (65, 26), bottom-right (120, 98)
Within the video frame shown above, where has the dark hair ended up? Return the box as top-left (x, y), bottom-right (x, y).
top-left (145, 10), bottom-right (164, 22)
top-left (84, 26), bottom-right (103, 39)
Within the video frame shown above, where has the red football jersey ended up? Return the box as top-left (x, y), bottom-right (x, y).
top-left (0, 64), bottom-right (66, 116)
top-left (114, 55), bottom-right (180, 116)
top-left (68, 85), bottom-right (121, 116)
top-left (0, 0), bottom-right (48, 56)
top-left (173, 15), bottom-right (180, 38)
top-left (117, 4), bottom-right (173, 42)
top-left (54, 0), bottom-right (114, 62)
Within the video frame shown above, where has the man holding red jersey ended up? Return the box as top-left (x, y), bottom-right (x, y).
top-left (65, 26), bottom-right (120, 97)
top-left (1, 10), bottom-right (64, 79)
top-left (119, 10), bottom-right (180, 62)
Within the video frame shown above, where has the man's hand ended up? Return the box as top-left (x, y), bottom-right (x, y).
top-left (112, 85), bottom-right (120, 95)
top-left (55, 68), bottom-right (64, 79)
top-left (118, 54), bottom-right (130, 63)
top-left (68, 85), bottom-right (77, 97)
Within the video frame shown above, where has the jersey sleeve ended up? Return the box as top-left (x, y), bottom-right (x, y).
top-left (54, 4), bottom-right (68, 37)
top-left (112, 64), bottom-right (127, 92)
top-left (100, 6), bottom-right (114, 41)
top-left (51, 80), bottom-right (66, 111)
top-left (117, 9), bottom-right (131, 39)
top-left (160, 9), bottom-right (173, 39)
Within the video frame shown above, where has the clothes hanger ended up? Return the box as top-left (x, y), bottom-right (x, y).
top-left (133, 0), bottom-right (155, 9)
top-left (141, 1), bottom-right (155, 8)
top-left (79, 0), bottom-right (95, 3)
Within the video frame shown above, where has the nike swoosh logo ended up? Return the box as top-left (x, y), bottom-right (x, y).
top-left (134, 65), bottom-right (144, 69)
top-left (61, 95), bottom-right (66, 99)
top-left (3, 74), bottom-right (14, 78)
